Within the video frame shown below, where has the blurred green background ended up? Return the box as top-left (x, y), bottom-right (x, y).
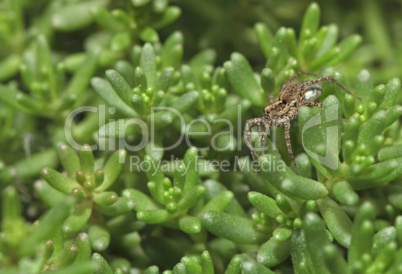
top-left (168, 0), bottom-right (402, 83)
top-left (0, 0), bottom-right (402, 272)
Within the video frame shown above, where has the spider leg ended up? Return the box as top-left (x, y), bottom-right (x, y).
top-left (282, 70), bottom-right (322, 89)
top-left (260, 123), bottom-right (270, 156)
top-left (245, 118), bottom-right (264, 161)
top-left (301, 76), bottom-right (362, 101)
top-left (284, 119), bottom-right (300, 175)
top-left (286, 71), bottom-right (317, 83)
top-left (268, 93), bottom-right (276, 104)
top-left (304, 101), bottom-right (322, 108)
top-left (276, 104), bottom-right (291, 116)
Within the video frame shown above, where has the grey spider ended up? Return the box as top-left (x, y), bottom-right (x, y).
top-left (245, 71), bottom-right (361, 175)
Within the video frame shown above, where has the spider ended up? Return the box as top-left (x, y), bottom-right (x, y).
top-left (245, 71), bottom-right (361, 175)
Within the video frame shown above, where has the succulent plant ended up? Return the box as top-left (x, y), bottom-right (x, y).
top-left (0, 1), bottom-right (401, 273)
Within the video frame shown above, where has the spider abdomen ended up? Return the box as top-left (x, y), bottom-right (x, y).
top-left (304, 83), bottom-right (322, 102)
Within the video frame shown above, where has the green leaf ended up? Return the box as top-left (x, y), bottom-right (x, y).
top-left (92, 253), bottom-right (113, 274)
top-left (93, 191), bottom-right (118, 206)
top-left (225, 255), bottom-right (242, 274)
top-left (2, 187), bottom-right (21, 224)
top-left (224, 53), bottom-right (265, 106)
top-left (0, 84), bottom-right (41, 113)
top-left (131, 94), bottom-right (147, 115)
top-left (367, 241), bottom-right (397, 274)
top-left (378, 144), bottom-right (402, 161)
top-left (178, 185), bottom-right (206, 211)
top-left (316, 24), bottom-right (338, 57)
top-left (317, 197), bottom-right (353, 248)
top-left (290, 230), bottom-right (315, 274)
top-left (348, 157), bottom-right (402, 189)
top-left (144, 266), bottom-right (159, 274)
top-left (258, 154), bottom-right (328, 200)
top-left (257, 237), bottom-right (291, 268)
top-left (201, 251), bottom-right (214, 274)
top-left (48, 243), bottom-right (79, 268)
top-left (114, 61), bottom-right (135, 87)
top-left (348, 202), bottom-right (375, 266)
top-left (178, 216), bottom-right (202, 234)
top-left (137, 209), bottom-right (170, 224)
top-left (98, 118), bottom-right (145, 138)
top-left (140, 27), bottom-right (159, 43)
top-left (131, 0), bottom-right (150, 7)
top-left (357, 110), bottom-right (386, 156)
top-left (93, 8), bottom-right (126, 32)
top-left (96, 149), bottom-right (126, 191)
top-left (91, 77), bottom-right (137, 117)
top-left (189, 49), bottom-right (216, 73)
top-left (255, 23), bottom-right (273, 58)
top-left (161, 31), bottom-right (183, 68)
top-left (238, 255), bottom-right (274, 273)
top-left (41, 167), bottom-right (82, 194)
top-left (64, 50), bottom-right (99, 100)
top-left (58, 144), bottom-right (80, 178)
top-left (384, 105), bottom-right (402, 128)
top-left (63, 200), bottom-right (93, 234)
top-left (140, 43), bottom-right (157, 89)
top-left (79, 145), bottom-right (94, 176)
top-left (299, 2), bottom-right (320, 45)
top-left (21, 200), bottom-right (73, 256)
top-left (0, 148), bottom-right (59, 184)
top-left (380, 78), bottom-right (401, 110)
top-left (303, 213), bottom-right (331, 274)
top-left (273, 227), bottom-right (292, 242)
top-left (327, 35), bottom-right (362, 66)
top-left (89, 222), bottom-right (110, 251)
top-left (95, 197), bottom-right (135, 216)
top-left (153, 6), bottom-right (181, 29)
top-left (248, 192), bottom-right (283, 219)
top-left (158, 67), bottom-right (175, 92)
top-left (323, 245), bottom-right (348, 274)
top-left (198, 190), bottom-right (233, 216)
top-left (111, 32), bottom-right (131, 51)
top-left (122, 188), bottom-right (160, 211)
top-left (144, 154), bottom-right (165, 204)
top-left (106, 69), bottom-right (133, 106)
top-left (332, 181), bottom-right (359, 206)
top-left (372, 226), bottom-right (396, 257)
top-left (183, 147), bottom-right (198, 193)
top-left (34, 180), bottom-right (69, 207)
top-left (260, 68), bottom-right (275, 94)
top-left (395, 216), bottom-right (402, 246)
top-left (51, 0), bottom-right (108, 31)
top-left (294, 153), bottom-right (313, 178)
top-left (269, 27), bottom-right (288, 72)
top-left (201, 210), bottom-right (265, 244)
top-left (153, 0), bottom-right (168, 13)
top-left (182, 256), bottom-right (202, 273)
top-left (342, 117), bottom-right (360, 164)
top-left (75, 233), bottom-right (92, 263)
top-left (0, 54), bottom-right (21, 81)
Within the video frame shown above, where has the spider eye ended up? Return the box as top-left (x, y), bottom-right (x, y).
top-left (264, 107), bottom-right (270, 115)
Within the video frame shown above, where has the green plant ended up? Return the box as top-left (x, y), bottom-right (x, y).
top-left (0, 1), bottom-right (401, 273)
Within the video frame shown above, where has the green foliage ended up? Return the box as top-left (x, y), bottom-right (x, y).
top-left (0, 0), bottom-right (402, 273)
